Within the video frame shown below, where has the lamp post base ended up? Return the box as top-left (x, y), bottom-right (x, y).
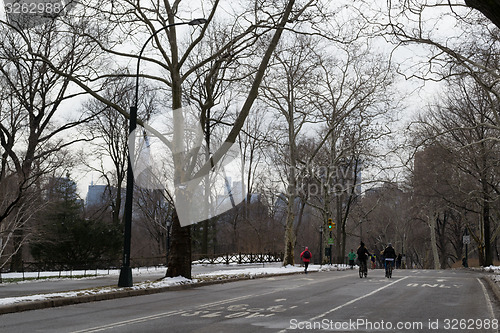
top-left (118, 266), bottom-right (133, 287)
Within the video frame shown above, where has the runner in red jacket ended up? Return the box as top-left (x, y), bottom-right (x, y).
top-left (300, 247), bottom-right (312, 274)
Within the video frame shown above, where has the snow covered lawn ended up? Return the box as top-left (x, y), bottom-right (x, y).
top-left (481, 265), bottom-right (500, 283)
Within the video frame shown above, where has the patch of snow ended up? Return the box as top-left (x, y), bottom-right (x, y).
top-left (0, 276), bottom-right (192, 306)
top-left (1, 266), bottom-right (166, 280)
top-left (481, 265), bottom-right (500, 274)
top-left (0, 264), bottom-right (352, 307)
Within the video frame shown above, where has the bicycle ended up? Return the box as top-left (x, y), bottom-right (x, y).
top-left (385, 258), bottom-right (394, 278)
top-left (359, 259), bottom-right (368, 278)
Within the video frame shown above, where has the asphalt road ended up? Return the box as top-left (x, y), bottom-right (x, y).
top-left (1, 269), bottom-right (498, 333)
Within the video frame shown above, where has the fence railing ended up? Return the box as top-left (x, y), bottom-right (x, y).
top-left (192, 252), bottom-right (284, 265)
top-left (0, 253), bottom-right (284, 282)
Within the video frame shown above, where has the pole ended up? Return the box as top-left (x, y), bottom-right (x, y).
top-left (330, 230), bottom-right (333, 265)
top-left (118, 18), bottom-right (207, 287)
top-left (118, 104), bottom-right (136, 287)
top-left (319, 226), bottom-right (323, 265)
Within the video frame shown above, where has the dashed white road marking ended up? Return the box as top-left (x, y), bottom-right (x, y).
top-left (276, 276), bottom-right (409, 333)
top-left (70, 272), bottom-right (352, 332)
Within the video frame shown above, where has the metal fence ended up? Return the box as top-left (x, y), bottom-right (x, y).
top-left (0, 253), bottom-right (284, 282)
top-left (192, 252), bottom-right (284, 265)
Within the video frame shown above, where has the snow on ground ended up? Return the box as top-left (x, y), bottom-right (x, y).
top-left (0, 276), bottom-right (192, 306)
top-left (1, 266), bottom-right (165, 280)
top-left (0, 267), bottom-right (166, 287)
top-left (482, 266), bottom-right (500, 274)
top-left (195, 264), bottom-right (351, 279)
top-left (481, 266), bottom-right (500, 283)
top-left (0, 264), bottom-right (351, 306)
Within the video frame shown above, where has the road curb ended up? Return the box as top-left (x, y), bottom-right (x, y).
top-left (0, 271), bottom-right (311, 315)
top-left (482, 274), bottom-right (500, 302)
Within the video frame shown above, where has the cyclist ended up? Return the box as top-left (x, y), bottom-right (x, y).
top-left (357, 242), bottom-right (371, 277)
top-left (382, 243), bottom-right (397, 277)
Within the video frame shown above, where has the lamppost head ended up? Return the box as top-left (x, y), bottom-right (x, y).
top-left (189, 18), bottom-right (208, 25)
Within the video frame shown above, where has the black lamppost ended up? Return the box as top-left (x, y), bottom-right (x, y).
top-left (118, 18), bottom-right (208, 287)
top-left (318, 225), bottom-right (323, 266)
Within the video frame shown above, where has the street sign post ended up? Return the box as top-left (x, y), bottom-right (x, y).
top-left (463, 235), bottom-right (470, 244)
top-left (463, 230), bottom-right (470, 268)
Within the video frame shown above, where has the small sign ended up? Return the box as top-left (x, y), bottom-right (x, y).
top-left (328, 238), bottom-right (334, 245)
top-left (463, 235), bottom-right (471, 244)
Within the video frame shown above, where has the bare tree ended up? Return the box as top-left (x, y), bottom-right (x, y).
top-left (410, 77), bottom-right (500, 266)
top-left (73, 0), bottom-right (317, 278)
top-left (303, 37), bottom-right (398, 263)
top-left (0, 0), bottom-right (338, 278)
top-left (366, 0), bottom-right (500, 266)
top-left (259, 34), bottom-right (322, 266)
top-left (384, 0), bottom-right (500, 134)
top-left (0, 17), bottom-right (97, 269)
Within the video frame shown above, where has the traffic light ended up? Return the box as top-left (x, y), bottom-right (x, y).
top-left (328, 218), bottom-right (335, 229)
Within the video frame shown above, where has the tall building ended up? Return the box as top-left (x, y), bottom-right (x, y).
top-left (85, 181), bottom-right (111, 208)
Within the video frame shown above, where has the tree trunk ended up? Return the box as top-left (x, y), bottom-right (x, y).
top-left (437, 212), bottom-right (448, 269)
top-left (483, 190), bottom-right (493, 266)
top-left (335, 194), bottom-right (342, 263)
top-left (165, 210), bottom-right (192, 278)
top-left (283, 187), bottom-right (297, 266)
top-left (429, 214), bottom-right (440, 269)
top-left (9, 228), bottom-right (23, 272)
top-left (480, 139), bottom-right (492, 266)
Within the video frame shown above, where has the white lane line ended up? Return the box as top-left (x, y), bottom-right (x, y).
top-left (309, 276), bottom-right (409, 321)
top-left (477, 278), bottom-right (499, 333)
top-left (276, 276), bottom-right (409, 333)
top-left (70, 309), bottom-right (187, 333)
top-left (69, 292), bottom-right (272, 333)
top-left (70, 273), bottom-right (353, 333)
top-left (69, 292), bottom-right (266, 333)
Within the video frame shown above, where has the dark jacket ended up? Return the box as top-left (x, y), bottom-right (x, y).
top-left (383, 246), bottom-right (396, 259)
top-left (357, 246), bottom-right (370, 260)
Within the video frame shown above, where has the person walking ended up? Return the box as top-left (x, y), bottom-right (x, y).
top-left (348, 249), bottom-right (356, 269)
top-left (300, 247), bottom-right (312, 274)
top-left (396, 253), bottom-right (402, 269)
